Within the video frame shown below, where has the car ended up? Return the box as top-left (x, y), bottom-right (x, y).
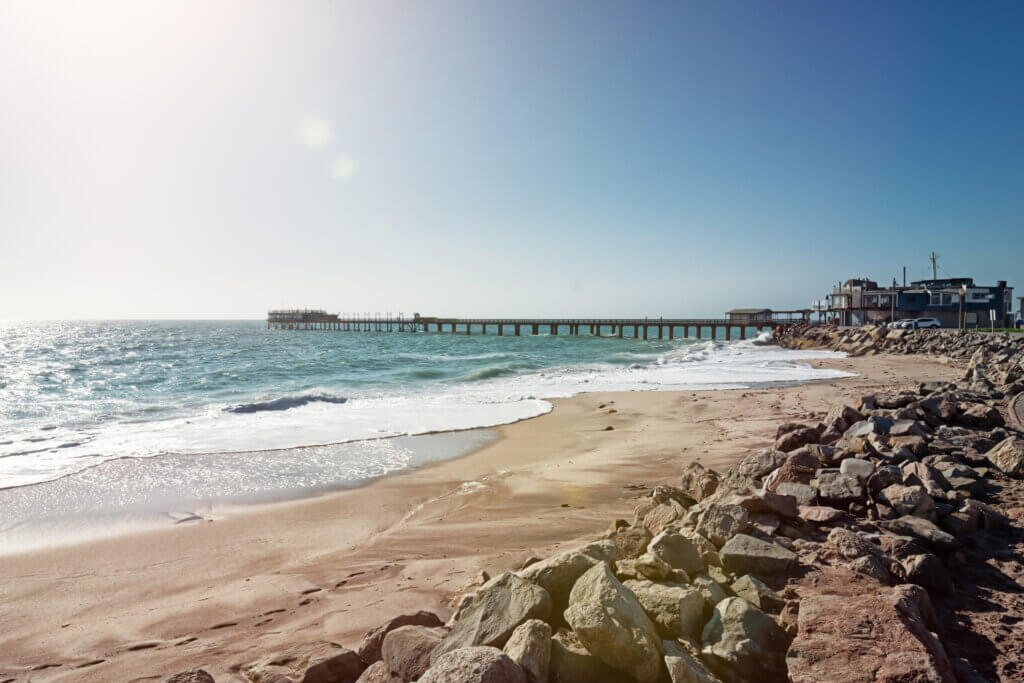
top-left (890, 319), bottom-right (916, 329)
top-left (913, 317), bottom-right (941, 329)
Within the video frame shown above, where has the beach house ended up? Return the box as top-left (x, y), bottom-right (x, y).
top-left (825, 277), bottom-right (1014, 328)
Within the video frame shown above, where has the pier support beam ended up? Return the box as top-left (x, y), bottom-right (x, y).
top-left (726, 327), bottom-right (731, 341)
top-left (658, 325), bottom-right (663, 340)
top-left (643, 326), bottom-right (648, 340)
top-left (515, 325), bottom-right (520, 336)
top-left (532, 324), bottom-right (538, 335)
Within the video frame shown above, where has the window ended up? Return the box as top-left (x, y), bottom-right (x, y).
top-left (941, 293), bottom-right (952, 305)
top-left (930, 293), bottom-right (941, 305)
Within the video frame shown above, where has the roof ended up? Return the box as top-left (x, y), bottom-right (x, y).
top-left (727, 308), bottom-right (772, 314)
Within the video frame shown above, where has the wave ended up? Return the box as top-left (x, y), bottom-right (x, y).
top-left (225, 392), bottom-right (349, 414)
top-left (453, 366), bottom-right (518, 382)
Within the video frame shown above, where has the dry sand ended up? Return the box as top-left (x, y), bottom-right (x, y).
top-left (0, 353), bottom-right (960, 682)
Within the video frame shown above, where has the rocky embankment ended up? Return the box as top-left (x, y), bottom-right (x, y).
top-left (168, 327), bottom-right (1024, 683)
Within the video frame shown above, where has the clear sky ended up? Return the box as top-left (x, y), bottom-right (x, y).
top-left (2, 1), bottom-right (1022, 319)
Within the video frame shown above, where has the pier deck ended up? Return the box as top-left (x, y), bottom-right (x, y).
top-left (267, 311), bottom-right (802, 341)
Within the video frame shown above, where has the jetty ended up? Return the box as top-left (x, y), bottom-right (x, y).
top-left (267, 309), bottom-right (812, 341)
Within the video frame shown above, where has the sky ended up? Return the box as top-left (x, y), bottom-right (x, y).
top-left (2, 1), bottom-right (1023, 319)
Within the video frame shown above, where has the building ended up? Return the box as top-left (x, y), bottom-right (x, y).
top-left (726, 309), bottom-right (813, 325)
top-left (826, 277), bottom-right (1014, 328)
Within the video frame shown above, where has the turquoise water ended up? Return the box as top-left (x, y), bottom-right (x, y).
top-left (0, 320), bottom-right (851, 491)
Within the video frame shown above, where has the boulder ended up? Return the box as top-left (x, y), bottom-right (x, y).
top-left (731, 489), bottom-right (798, 519)
top-left (786, 586), bottom-right (955, 683)
top-left (903, 553), bottom-right (954, 595)
top-left (988, 437), bottom-right (1024, 478)
top-left (420, 647), bottom-right (526, 683)
top-left (738, 449), bottom-right (789, 479)
top-left (776, 482), bottom-right (815, 506)
top-left (517, 550), bottom-right (599, 612)
top-left (691, 574), bottom-right (729, 613)
top-left (615, 552), bottom-right (674, 582)
top-left (825, 404), bottom-right (865, 433)
top-left (647, 529), bottom-right (704, 575)
top-left (663, 639), bottom-right (722, 683)
top-left (680, 462), bottom-right (720, 502)
top-left (606, 525), bottom-right (652, 559)
top-left (730, 574), bottom-right (785, 612)
top-left (355, 662), bottom-right (400, 683)
top-left (166, 672), bottom-right (215, 683)
top-left (824, 527), bottom-right (880, 560)
top-left (548, 629), bottom-right (618, 683)
top-left (503, 619), bottom-right (551, 683)
top-left (878, 516), bottom-right (957, 551)
top-left (798, 505), bottom-right (849, 525)
top-left (718, 534), bottom-right (797, 577)
top-left (767, 449), bottom-right (821, 490)
top-left (775, 427), bottom-right (820, 453)
top-left (866, 465), bottom-right (902, 496)
top-left (381, 626), bottom-right (443, 681)
top-left (890, 419), bottom-right (928, 438)
top-left (358, 611), bottom-right (444, 665)
top-left (622, 579), bottom-right (705, 640)
top-left (563, 563), bottom-right (664, 683)
top-left (434, 573), bottom-right (552, 661)
top-left (695, 504), bottom-right (750, 547)
top-left (843, 416), bottom-right (894, 438)
top-left (643, 499), bottom-right (688, 534)
top-left (839, 458), bottom-right (874, 480)
top-left (244, 642), bottom-right (366, 683)
top-left (878, 484), bottom-right (935, 519)
top-left (814, 470), bottom-right (865, 508)
top-left (701, 597), bottom-right (788, 681)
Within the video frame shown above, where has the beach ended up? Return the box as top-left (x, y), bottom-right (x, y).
top-left (0, 352), bottom-right (961, 682)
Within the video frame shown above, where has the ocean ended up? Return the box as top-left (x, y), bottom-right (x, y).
top-left (0, 320), bottom-right (852, 550)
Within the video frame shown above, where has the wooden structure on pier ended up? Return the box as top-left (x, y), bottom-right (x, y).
top-left (267, 310), bottom-right (799, 341)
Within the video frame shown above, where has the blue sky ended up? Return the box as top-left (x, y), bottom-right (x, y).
top-left (1, 1), bottom-right (1022, 318)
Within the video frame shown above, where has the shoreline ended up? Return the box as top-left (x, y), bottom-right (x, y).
top-left (0, 352), bottom-right (960, 682)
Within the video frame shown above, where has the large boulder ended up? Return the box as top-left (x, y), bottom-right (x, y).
top-left (738, 449), bottom-right (788, 479)
top-left (420, 647), bottom-right (526, 683)
top-left (719, 534), bottom-right (797, 577)
top-left (988, 437), bottom-right (1024, 478)
top-left (695, 504), bottom-right (750, 547)
top-left (730, 574), bottom-right (785, 612)
top-left (663, 639), bottom-right (722, 683)
top-left (434, 573), bottom-right (552, 661)
top-left (825, 404), bottom-right (865, 433)
top-left (680, 462), bottom-right (720, 502)
top-left (244, 642), bottom-right (366, 683)
top-left (642, 499), bottom-right (689, 534)
top-left (701, 597), bottom-right (788, 681)
top-left (503, 619), bottom-right (551, 683)
top-left (775, 427), bottom-right (820, 453)
top-left (878, 516), bottom-right (957, 551)
top-left (622, 579), bottom-right (705, 640)
top-left (355, 662), bottom-right (400, 683)
top-left (606, 525), bottom-right (653, 559)
top-left (647, 529), bottom-right (704, 575)
top-left (786, 585), bottom-right (955, 683)
top-left (166, 672), bottom-right (215, 683)
top-left (563, 563), bottom-right (664, 683)
top-left (358, 611), bottom-right (444, 665)
top-left (877, 484), bottom-right (935, 519)
top-left (517, 549), bottom-right (599, 612)
top-left (766, 449), bottom-right (821, 490)
top-left (814, 470), bottom-right (865, 508)
top-left (548, 629), bottom-right (618, 683)
top-left (381, 626), bottom-right (444, 681)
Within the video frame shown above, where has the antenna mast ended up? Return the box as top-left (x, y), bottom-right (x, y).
top-left (929, 252), bottom-right (938, 280)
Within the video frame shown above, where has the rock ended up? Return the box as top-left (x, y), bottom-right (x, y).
top-left (420, 647), bottom-right (526, 683)
top-left (839, 458), bottom-right (874, 480)
top-left (615, 552), bottom-right (674, 582)
top-left (878, 516), bottom-right (957, 551)
top-left (902, 462), bottom-right (950, 494)
top-left (825, 404), bottom-right (865, 433)
top-left (548, 629), bottom-right (618, 683)
top-left (166, 672), bottom-right (215, 683)
top-left (663, 639), bottom-right (722, 683)
top-left (517, 550), bottom-right (599, 612)
top-left (987, 436), bottom-right (1024, 478)
top-left (848, 554), bottom-right (892, 584)
top-left (691, 573), bottom-right (729, 613)
top-left (647, 529), bottom-right (704, 575)
top-left (718, 534), bottom-right (797, 577)
top-left (358, 611), bottom-right (444, 665)
top-left (776, 482), bottom-right (815, 505)
top-left (798, 505), bottom-right (849, 525)
top-left (824, 527), bottom-right (880, 560)
top-left (903, 553), bottom-right (954, 595)
top-left (695, 504), bottom-right (750, 547)
top-left (737, 449), bottom-right (789, 481)
top-left (843, 416), bottom-right (894, 438)
top-left (606, 525), bottom-right (652, 559)
top-left (732, 489), bottom-right (799, 519)
top-left (355, 662), bottom-right (400, 683)
top-left (786, 586), bottom-right (955, 683)
top-left (701, 597), bottom-right (787, 681)
top-left (814, 470), bottom-right (865, 508)
top-left (866, 465), bottom-right (903, 496)
top-left (878, 484), bottom-right (935, 519)
top-left (730, 574), bottom-right (785, 612)
top-left (890, 419), bottom-right (928, 437)
top-left (382, 626), bottom-right (444, 681)
top-left (961, 499), bottom-right (1010, 530)
top-left (642, 499), bottom-right (688, 534)
top-left (622, 579), bottom-right (705, 640)
top-left (680, 462), bottom-right (720, 502)
top-left (244, 642), bottom-right (366, 683)
top-left (775, 427), bottom-right (820, 453)
top-left (563, 563), bottom-right (663, 683)
top-left (503, 619), bottom-right (551, 683)
top-left (960, 403), bottom-right (1004, 428)
top-left (434, 573), bottom-right (552, 661)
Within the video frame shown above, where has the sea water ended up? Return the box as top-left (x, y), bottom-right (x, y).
top-left (0, 320), bottom-right (852, 550)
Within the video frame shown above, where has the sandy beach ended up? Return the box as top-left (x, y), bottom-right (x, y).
top-left (0, 353), bottom-right (961, 682)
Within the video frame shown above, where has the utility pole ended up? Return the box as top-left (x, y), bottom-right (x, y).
top-left (930, 252), bottom-right (938, 280)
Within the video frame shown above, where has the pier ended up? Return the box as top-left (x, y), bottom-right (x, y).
top-left (267, 310), bottom-right (811, 341)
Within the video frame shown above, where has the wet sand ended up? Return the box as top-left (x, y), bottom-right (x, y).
top-left (0, 353), bottom-right (960, 682)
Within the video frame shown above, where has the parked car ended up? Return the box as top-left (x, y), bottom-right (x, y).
top-left (889, 319), bottom-right (914, 329)
top-left (913, 317), bottom-right (941, 329)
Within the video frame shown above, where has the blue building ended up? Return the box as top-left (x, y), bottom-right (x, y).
top-left (826, 277), bottom-right (1014, 328)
